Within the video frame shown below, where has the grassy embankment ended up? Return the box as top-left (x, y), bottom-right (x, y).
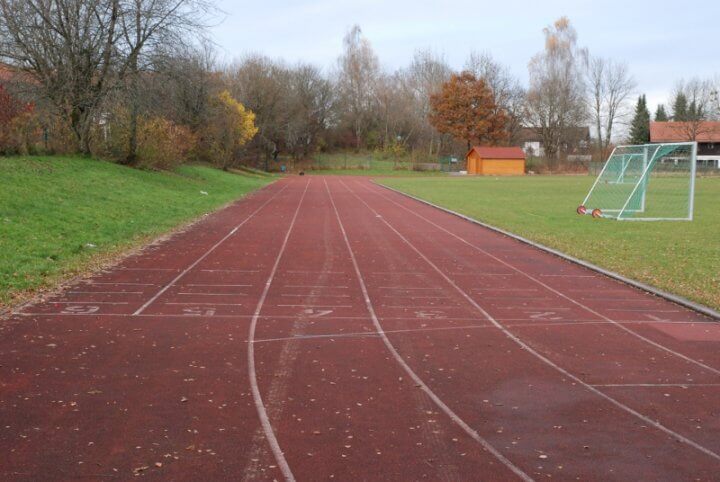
top-left (0, 156), bottom-right (273, 308)
top-left (379, 175), bottom-right (720, 310)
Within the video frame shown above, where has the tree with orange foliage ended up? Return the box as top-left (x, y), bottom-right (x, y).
top-left (428, 72), bottom-right (508, 150)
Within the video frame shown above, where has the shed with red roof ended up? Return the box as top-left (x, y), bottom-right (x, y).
top-left (466, 146), bottom-right (526, 175)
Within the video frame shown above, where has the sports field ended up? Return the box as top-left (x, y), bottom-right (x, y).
top-left (0, 156), bottom-right (273, 309)
top-left (1, 176), bottom-right (718, 480)
top-left (379, 175), bottom-right (720, 310)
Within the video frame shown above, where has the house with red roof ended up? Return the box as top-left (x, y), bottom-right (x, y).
top-left (650, 121), bottom-right (720, 168)
top-left (465, 146), bottom-right (526, 175)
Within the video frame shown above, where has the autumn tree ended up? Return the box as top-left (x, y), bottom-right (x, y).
top-left (428, 72), bottom-right (508, 150)
top-left (464, 51), bottom-right (526, 143)
top-left (199, 90), bottom-right (258, 170)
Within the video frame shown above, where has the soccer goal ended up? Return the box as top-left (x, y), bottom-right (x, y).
top-left (577, 142), bottom-right (697, 221)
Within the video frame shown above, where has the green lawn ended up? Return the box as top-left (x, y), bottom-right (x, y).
top-left (379, 175), bottom-right (720, 311)
top-left (0, 156), bottom-right (273, 308)
top-left (303, 152), bottom-right (444, 176)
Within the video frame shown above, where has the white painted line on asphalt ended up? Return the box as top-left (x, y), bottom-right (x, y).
top-left (132, 184), bottom-right (288, 316)
top-left (360, 181), bottom-right (720, 461)
top-left (326, 178), bottom-right (534, 481)
top-left (247, 180), bottom-right (310, 482)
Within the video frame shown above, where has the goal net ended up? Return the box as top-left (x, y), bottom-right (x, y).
top-left (578, 142), bottom-right (697, 221)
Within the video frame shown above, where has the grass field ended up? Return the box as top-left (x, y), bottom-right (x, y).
top-left (302, 152), bottom-right (444, 176)
top-left (379, 175), bottom-right (720, 311)
top-left (0, 156), bottom-right (273, 308)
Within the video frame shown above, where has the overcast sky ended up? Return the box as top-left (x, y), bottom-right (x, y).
top-left (211, 0), bottom-right (718, 113)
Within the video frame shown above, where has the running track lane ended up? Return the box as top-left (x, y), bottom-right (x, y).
top-left (0, 176), bottom-right (717, 480)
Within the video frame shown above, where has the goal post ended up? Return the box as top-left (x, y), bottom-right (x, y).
top-left (578, 142), bottom-right (697, 221)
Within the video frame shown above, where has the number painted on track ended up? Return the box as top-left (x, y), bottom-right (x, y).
top-left (60, 305), bottom-right (100, 315)
top-left (182, 306), bottom-right (216, 316)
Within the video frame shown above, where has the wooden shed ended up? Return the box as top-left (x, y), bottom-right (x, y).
top-left (466, 146), bottom-right (526, 175)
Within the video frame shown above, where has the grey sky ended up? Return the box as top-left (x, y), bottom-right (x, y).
top-left (211, 0), bottom-right (719, 113)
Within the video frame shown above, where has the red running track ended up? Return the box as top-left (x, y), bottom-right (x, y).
top-left (1, 176), bottom-right (719, 481)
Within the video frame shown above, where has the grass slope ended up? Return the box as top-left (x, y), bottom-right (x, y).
top-left (379, 175), bottom-right (720, 311)
top-left (0, 156), bottom-right (273, 307)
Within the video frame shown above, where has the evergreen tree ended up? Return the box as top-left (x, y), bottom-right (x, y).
top-left (672, 92), bottom-right (688, 121)
top-left (629, 95), bottom-right (650, 144)
top-left (687, 99), bottom-right (705, 121)
top-left (654, 104), bottom-right (668, 122)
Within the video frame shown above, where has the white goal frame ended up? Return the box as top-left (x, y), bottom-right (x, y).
top-left (580, 142), bottom-right (697, 221)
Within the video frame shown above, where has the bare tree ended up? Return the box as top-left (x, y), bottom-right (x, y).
top-left (525, 17), bottom-right (587, 160)
top-left (119, 0), bottom-right (215, 164)
top-left (401, 49), bottom-right (452, 156)
top-left (284, 63), bottom-right (333, 159)
top-left (0, 0), bottom-right (122, 153)
top-left (464, 51), bottom-right (525, 143)
top-left (0, 0), bottom-right (215, 155)
top-left (583, 54), bottom-right (635, 157)
top-left (226, 55), bottom-right (291, 165)
top-left (671, 77), bottom-right (716, 140)
top-left (336, 25), bottom-right (379, 151)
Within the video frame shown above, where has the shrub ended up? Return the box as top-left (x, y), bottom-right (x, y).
top-left (197, 91), bottom-right (258, 170)
top-left (136, 117), bottom-right (196, 170)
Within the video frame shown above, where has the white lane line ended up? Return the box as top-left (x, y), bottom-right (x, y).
top-left (478, 297), bottom-right (553, 301)
top-left (283, 285), bottom-right (349, 289)
top-left (50, 301), bottom-right (129, 304)
top-left (285, 270), bottom-right (347, 274)
top-left (199, 269), bottom-right (259, 273)
top-left (67, 291), bottom-right (143, 295)
top-left (251, 324), bottom-right (496, 344)
top-left (381, 295), bottom-right (449, 299)
top-left (355, 181), bottom-right (720, 463)
top-left (371, 187), bottom-right (720, 376)
top-left (325, 178), bottom-right (533, 481)
top-left (118, 268), bottom-right (179, 271)
top-left (606, 309), bottom-right (681, 313)
top-left (539, 274), bottom-right (597, 278)
top-left (280, 294), bottom-right (351, 298)
top-left (379, 286), bottom-right (442, 290)
top-left (583, 298), bottom-right (658, 302)
top-left (247, 180), bottom-right (310, 482)
top-left (165, 302), bottom-right (243, 306)
top-left (185, 284), bottom-right (253, 287)
top-left (132, 184), bottom-right (288, 316)
top-left (592, 383), bottom-right (720, 388)
top-left (474, 288), bottom-right (539, 292)
top-left (276, 304), bottom-right (352, 308)
top-left (15, 310), bottom-right (704, 329)
top-left (86, 282), bottom-right (158, 286)
top-left (177, 292), bottom-right (248, 296)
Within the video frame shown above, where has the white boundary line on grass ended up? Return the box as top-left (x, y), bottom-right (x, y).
top-left (345, 179), bottom-right (720, 463)
top-left (324, 178), bottom-right (534, 482)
